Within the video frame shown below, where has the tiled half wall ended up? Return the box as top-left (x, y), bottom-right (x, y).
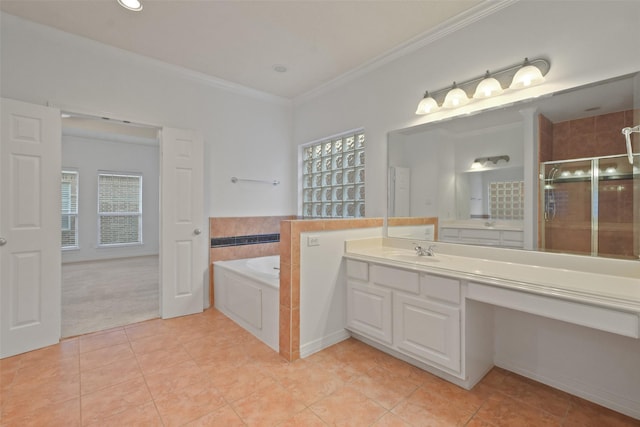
top-left (279, 216), bottom-right (438, 361)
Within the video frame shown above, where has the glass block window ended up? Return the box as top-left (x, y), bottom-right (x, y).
top-left (489, 180), bottom-right (524, 220)
top-left (98, 172), bottom-right (142, 246)
top-left (61, 170), bottom-right (79, 249)
top-left (302, 131), bottom-right (365, 218)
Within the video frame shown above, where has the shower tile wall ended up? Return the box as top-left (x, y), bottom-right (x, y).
top-left (539, 110), bottom-right (635, 258)
top-left (549, 110), bottom-right (634, 161)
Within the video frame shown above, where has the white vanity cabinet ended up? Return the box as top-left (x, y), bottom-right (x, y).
top-left (346, 259), bottom-right (463, 376)
top-left (440, 226), bottom-right (524, 248)
top-left (346, 259), bottom-right (393, 344)
top-left (394, 275), bottom-right (461, 372)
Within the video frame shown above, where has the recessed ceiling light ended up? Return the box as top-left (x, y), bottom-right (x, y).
top-left (117, 0), bottom-right (143, 12)
top-left (273, 64), bottom-right (287, 73)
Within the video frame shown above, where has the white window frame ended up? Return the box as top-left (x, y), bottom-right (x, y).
top-left (300, 129), bottom-right (366, 218)
top-left (61, 169), bottom-right (79, 250)
top-left (97, 171), bottom-right (143, 247)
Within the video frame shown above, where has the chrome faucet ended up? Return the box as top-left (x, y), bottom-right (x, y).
top-left (414, 244), bottom-right (436, 256)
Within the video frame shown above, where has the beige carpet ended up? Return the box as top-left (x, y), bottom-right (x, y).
top-left (62, 255), bottom-right (159, 337)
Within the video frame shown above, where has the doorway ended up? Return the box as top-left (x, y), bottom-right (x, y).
top-left (1, 98), bottom-right (205, 358)
top-left (60, 114), bottom-right (160, 337)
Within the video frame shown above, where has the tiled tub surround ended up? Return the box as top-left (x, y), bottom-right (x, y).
top-left (344, 237), bottom-right (640, 419)
top-left (209, 216), bottom-right (295, 306)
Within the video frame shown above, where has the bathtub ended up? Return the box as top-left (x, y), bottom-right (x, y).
top-left (213, 256), bottom-right (280, 351)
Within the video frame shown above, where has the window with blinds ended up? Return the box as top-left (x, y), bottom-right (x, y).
top-left (98, 172), bottom-right (142, 246)
top-left (301, 130), bottom-right (365, 218)
top-left (61, 170), bottom-right (79, 249)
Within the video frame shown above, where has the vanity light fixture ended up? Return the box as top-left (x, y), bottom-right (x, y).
top-left (472, 155), bottom-right (510, 168)
top-left (415, 91), bottom-right (440, 114)
top-left (442, 82), bottom-right (470, 109)
top-left (473, 71), bottom-right (504, 99)
top-left (415, 57), bottom-right (550, 115)
top-left (117, 0), bottom-right (143, 11)
top-left (509, 58), bottom-right (545, 89)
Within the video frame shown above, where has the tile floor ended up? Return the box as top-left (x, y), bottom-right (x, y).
top-left (1, 308), bottom-right (639, 426)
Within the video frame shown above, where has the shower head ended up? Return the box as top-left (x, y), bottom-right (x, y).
top-left (621, 125), bottom-right (639, 164)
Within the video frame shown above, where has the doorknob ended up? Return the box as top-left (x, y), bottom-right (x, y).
top-left (0, 237), bottom-right (6, 246)
top-left (193, 228), bottom-right (202, 235)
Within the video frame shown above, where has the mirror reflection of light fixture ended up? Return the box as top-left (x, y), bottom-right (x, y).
top-left (415, 91), bottom-right (439, 114)
top-left (443, 82), bottom-right (470, 109)
top-left (415, 57), bottom-right (550, 115)
top-left (117, 0), bottom-right (143, 11)
top-left (472, 155), bottom-right (510, 168)
top-left (474, 71), bottom-right (503, 99)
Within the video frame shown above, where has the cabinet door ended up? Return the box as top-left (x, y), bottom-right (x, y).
top-left (347, 281), bottom-right (393, 344)
top-left (394, 293), bottom-right (460, 372)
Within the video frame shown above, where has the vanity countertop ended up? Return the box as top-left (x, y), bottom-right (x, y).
top-left (344, 238), bottom-right (640, 312)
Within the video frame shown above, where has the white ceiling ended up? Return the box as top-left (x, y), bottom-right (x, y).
top-left (0, 0), bottom-right (484, 99)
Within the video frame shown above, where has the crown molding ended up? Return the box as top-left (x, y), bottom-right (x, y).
top-left (293, 0), bottom-right (519, 106)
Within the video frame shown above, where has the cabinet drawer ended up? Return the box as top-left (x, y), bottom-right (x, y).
top-left (346, 259), bottom-right (368, 281)
top-left (371, 264), bottom-right (419, 294)
top-left (440, 228), bottom-right (460, 239)
top-left (502, 231), bottom-right (523, 242)
top-left (421, 274), bottom-right (460, 304)
top-left (459, 229), bottom-right (500, 241)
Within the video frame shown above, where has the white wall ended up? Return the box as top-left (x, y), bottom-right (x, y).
top-left (0, 12), bottom-right (295, 219)
top-left (61, 135), bottom-right (159, 263)
top-left (299, 227), bottom-right (382, 358)
top-left (293, 1), bottom-right (640, 218)
top-left (494, 307), bottom-right (640, 418)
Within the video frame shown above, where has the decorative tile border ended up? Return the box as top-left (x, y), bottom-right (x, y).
top-left (211, 233), bottom-right (280, 248)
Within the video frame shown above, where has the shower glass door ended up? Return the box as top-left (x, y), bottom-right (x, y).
top-left (541, 154), bottom-right (639, 259)
top-left (542, 159), bottom-right (593, 256)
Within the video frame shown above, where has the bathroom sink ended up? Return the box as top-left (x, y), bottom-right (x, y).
top-left (382, 250), bottom-right (439, 263)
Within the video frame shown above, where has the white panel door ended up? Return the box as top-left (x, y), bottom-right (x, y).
top-left (160, 127), bottom-right (205, 318)
top-left (392, 167), bottom-right (410, 217)
top-left (1, 98), bottom-right (61, 358)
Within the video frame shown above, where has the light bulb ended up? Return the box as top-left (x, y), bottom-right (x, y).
top-left (118, 0), bottom-right (143, 11)
top-left (474, 71), bottom-right (503, 99)
top-left (415, 92), bottom-right (439, 115)
top-left (443, 83), bottom-right (469, 109)
top-left (510, 58), bottom-right (545, 89)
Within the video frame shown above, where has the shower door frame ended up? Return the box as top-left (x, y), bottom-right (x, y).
top-left (540, 153), bottom-right (638, 258)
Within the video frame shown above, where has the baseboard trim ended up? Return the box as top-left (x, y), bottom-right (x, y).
top-left (300, 329), bottom-right (351, 358)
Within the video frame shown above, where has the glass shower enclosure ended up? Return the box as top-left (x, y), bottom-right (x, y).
top-left (540, 154), bottom-right (639, 259)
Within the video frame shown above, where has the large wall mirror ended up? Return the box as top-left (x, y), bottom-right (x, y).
top-left (387, 72), bottom-right (639, 260)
